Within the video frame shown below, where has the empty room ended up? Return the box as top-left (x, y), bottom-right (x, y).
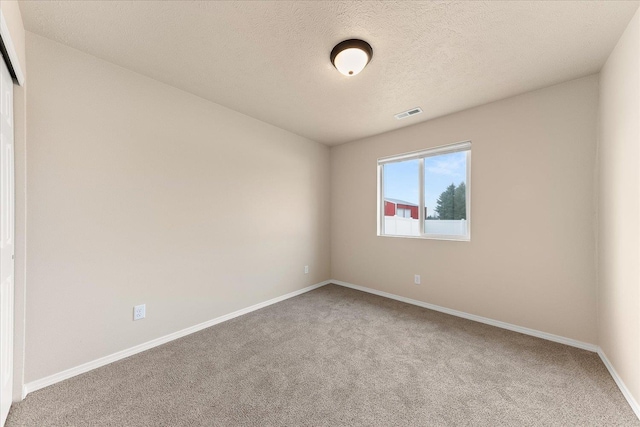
top-left (0, 0), bottom-right (639, 425)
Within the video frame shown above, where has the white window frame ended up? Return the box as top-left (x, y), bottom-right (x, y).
top-left (377, 141), bottom-right (471, 241)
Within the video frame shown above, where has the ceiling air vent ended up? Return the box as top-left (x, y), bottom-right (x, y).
top-left (394, 107), bottom-right (423, 120)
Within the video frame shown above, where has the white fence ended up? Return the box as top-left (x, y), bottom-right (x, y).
top-left (384, 216), bottom-right (420, 236)
top-left (384, 217), bottom-right (467, 236)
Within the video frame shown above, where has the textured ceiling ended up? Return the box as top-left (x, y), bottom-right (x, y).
top-left (19, 1), bottom-right (639, 145)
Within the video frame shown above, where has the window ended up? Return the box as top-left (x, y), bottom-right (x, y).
top-left (397, 208), bottom-right (411, 218)
top-left (378, 141), bottom-right (471, 240)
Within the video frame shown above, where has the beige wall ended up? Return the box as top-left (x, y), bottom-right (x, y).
top-left (598, 8), bottom-right (640, 405)
top-left (0, 0), bottom-right (27, 401)
top-left (24, 33), bottom-right (331, 383)
top-left (331, 75), bottom-right (599, 344)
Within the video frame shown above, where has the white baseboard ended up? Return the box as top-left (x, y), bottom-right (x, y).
top-left (23, 280), bottom-right (331, 397)
top-left (20, 278), bottom-right (640, 422)
top-left (332, 280), bottom-right (640, 421)
top-left (331, 280), bottom-right (598, 352)
top-left (597, 348), bottom-right (640, 420)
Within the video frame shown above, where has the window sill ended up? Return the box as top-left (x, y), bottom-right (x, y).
top-left (377, 233), bottom-right (470, 242)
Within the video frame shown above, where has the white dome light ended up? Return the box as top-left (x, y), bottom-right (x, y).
top-left (330, 39), bottom-right (373, 77)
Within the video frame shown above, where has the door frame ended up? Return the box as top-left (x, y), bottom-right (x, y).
top-left (0, 7), bottom-right (24, 422)
top-left (0, 11), bottom-right (25, 86)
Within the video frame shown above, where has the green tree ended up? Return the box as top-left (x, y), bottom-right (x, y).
top-left (434, 183), bottom-right (456, 219)
top-left (435, 182), bottom-right (466, 220)
top-left (453, 182), bottom-right (466, 220)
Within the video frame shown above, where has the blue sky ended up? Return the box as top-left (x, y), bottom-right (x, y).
top-left (383, 151), bottom-right (466, 217)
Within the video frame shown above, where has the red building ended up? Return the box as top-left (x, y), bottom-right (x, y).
top-left (384, 198), bottom-right (419, 219)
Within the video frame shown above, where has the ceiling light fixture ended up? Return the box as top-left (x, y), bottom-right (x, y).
top-left (330, 39), bottom-right (373, 77)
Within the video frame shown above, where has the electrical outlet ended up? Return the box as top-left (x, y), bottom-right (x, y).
top-left (414, 275), bottom-right (421, 285)
top-left (304, 265), bottom-right (309, 274)
top-left (133, 304), bottom-right (146, 321)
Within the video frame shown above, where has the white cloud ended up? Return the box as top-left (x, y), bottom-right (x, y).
top-left (425, 155), bottom-right (465, 176)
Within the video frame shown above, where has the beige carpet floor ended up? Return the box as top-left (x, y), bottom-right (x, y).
top-left (7, 284), bottom-right (639, 426)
